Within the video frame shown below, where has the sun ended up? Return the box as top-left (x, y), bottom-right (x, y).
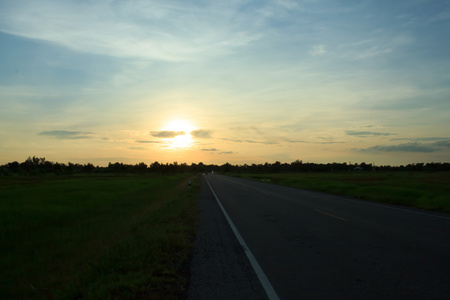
top-left (164, 120), bottom-right (194, 133)
top-left (163, 119), bottom-right (195, 149)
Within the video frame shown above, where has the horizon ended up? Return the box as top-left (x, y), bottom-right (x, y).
top-left (1, 1), bottom-right (450, 167)
top-left (3, 156), bottom-right (448, 169)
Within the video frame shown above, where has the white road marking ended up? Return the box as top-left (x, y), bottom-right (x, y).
top-left (204, 175), bottom-right (280, 300)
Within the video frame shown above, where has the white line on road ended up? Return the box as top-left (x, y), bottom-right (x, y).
top-left (204, 175), bottom-right (280, 300)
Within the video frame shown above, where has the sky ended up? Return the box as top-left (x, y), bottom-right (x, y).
top-left (1, 0), bottom-right (450, 166)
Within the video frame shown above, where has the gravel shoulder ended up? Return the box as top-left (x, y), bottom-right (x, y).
top-left (186, 175), bottom-right (268, 299)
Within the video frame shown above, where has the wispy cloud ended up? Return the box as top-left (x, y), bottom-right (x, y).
top-left (254, 140), bottom-right (278, 145)
top-left (317, 141), bottom-right (345, 144)
top-left (309, 45), bottom-right (326, 56)
top-left (219, 151), bottom-right (234, 155)
top-left (338, 34), bottom-right (414, 62)
top-left (313, 136), bottom-right (344, 144)
top-left (229, 126), bottom-right (263, 134)
top-left (356, 140), bottom-right (450, 153)
top-left (222, 138), bottom-right (277, 145)
top-left (191, 129), bottom-right (213, 139)
top-left (222, 138), bottom-right (243, 143)
top-left (136, 140), bottom-right (161, 144)
top-left (435, 140), bottom-right (450, 148)
top-left (1, 0), bottom-right (449, 166)
top-left (355, 46), bottom-right (392, 60)
top-left (428, 10), bottom-right (450, 23)
top-left (150, 131), bottom-right (185, 138)
top-left (0, 1), bottom-right (274, 62)
top-left (346, 130), bottom-right (396, 137)
top-left (390, 137), bottom-right (449, 142)
top-left (38, 130), bottom-right (94, 139)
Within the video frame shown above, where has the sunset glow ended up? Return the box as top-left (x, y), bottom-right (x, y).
top-left (163, 120), bottom-right (195, 134)
top-left (162, 120), bottom-right (194, 149)
top-left (168, 134), bottom-right (193, 149)
top-left (0, 1), bottom-right (449, 166)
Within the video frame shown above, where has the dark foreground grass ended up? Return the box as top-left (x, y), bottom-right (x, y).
top-left (233, 172), bottom-right (450, 212)
top-left (0, 174), bottom-right (199, 299)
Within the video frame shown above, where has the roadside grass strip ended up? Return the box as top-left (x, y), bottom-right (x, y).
top-left (0, 174), bottom-right (199, 299)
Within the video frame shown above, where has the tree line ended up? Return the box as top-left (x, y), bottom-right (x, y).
top-left (1, 157), bottom-right (449, 176)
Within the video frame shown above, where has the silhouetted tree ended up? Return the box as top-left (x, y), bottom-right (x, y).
top-left (1, 157), bottom-right (450, 176)
top-left (83, 163), bottom-right (95, 173)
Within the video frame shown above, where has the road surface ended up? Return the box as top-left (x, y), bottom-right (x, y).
top-left (189, 174), bottom-right (450, 299)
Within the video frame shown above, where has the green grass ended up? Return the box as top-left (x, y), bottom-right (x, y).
top-left (233, 172), bottom-right (450, 212)
top-left (0, 174), bottom-right (200, 299)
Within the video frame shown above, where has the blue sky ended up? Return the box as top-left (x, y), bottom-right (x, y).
top-left (1, 0), bottom-right (449, 166)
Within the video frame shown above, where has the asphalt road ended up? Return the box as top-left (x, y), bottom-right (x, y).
top-left (187, 175), bottom-right (268, 300)
top-left (200, 174), bottom-right (450, 300)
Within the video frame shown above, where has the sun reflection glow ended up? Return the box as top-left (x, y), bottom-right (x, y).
top-left (163, 119), bottom-right (195, 149)
top-left (169, 134), bottom-right (193, 149)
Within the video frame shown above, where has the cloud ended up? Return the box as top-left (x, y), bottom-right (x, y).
top-left (0, 1), bottom-right (269, 62)
top-left (222, 138), bottom-right (277, 145)
top-left (354, 87), bottom-right (450, 111)
top-left (219, 151), bottom-right (234, 154)
top-left (129, 146), bottom-right (147, 150)
top-left (191, 129), bottom-right (213, 139)
top-left (150, 131), bottom-right (185, 138)
top-left (390, 137), bottom-right (449, 142)
top-left (346, 130), bottom-right (396, 137)
top-left (287, 140), bottom-right (307, 143)
top-left (229, 126), bottom-right (263, 135)
top-left (356, 141), bottom-right (450, 153)
top-left (253, 140), bottom-right (278, 145)
top-left (355, 46), bottom-right (392, 60)
top-left (317, 141), bottom-right (345, 144)
top-left (136, 140), bottom-right (161, 144)
top-left (199, 147), bottom-right (233, 154)
top-left (222, 138), bottom-right (243, 143)
top-left (428, 11), bottom-right (450, 23)
top-left (38, 130), bottom-right (94, 139)
top-left (434, 140), bottom-right (450, 148)
top-left (309, 45), bottom-right (326, 56)
top-left (244, 139), bottom-right (278, 145)
top-left (313, 136), bottom-right (344, 144)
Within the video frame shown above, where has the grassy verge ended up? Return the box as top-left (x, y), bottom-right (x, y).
top-left (232, 172), bottom-right (450, 212)
top-left (0, 174), bottom-right (200, 299)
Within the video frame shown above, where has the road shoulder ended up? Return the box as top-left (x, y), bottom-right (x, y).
top-left (186, 176), bottom-right (268, 299)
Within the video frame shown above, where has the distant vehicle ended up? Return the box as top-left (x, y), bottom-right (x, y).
top-left (353, 167), bottom-right (363, 172)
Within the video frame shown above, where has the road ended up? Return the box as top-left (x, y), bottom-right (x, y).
top-left (197, 173), bottom-right (450, 299)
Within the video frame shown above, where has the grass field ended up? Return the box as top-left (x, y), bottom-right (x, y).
top-left (0, 174), bottom-right (199, 299)
top-left (233, 172), bottom-right (450, 212)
